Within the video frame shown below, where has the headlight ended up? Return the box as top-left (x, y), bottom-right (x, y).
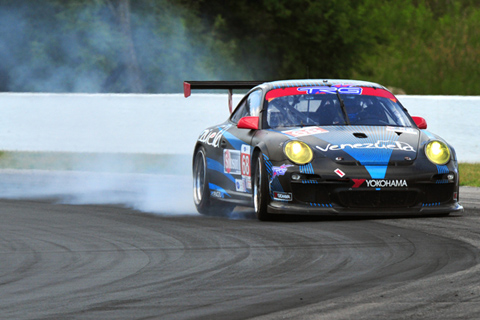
top-left (425, 140), bottom-right (451, 165)
top-left (284, 140), bottom-right (313, 165)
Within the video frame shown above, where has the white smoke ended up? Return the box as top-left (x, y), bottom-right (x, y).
top-left (0, 2), bottom-right (250, 93)
top-left (0, 2), bottom-right (256, 217)
top-left (0, 92), bottom-right (249, 218)
top-left (0, 169), bottom-right (198, 215)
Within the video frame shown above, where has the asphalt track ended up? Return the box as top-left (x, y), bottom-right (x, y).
top-left (1, 176), bottom-right (480, 319)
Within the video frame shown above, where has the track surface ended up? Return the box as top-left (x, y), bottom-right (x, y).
top-left (1, 182), bottom-right (480, 320)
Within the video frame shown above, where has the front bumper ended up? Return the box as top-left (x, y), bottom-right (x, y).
top-left (266, 161), bottom-right (462, 216)
top-left (268, 200), bottom-right (464, 216)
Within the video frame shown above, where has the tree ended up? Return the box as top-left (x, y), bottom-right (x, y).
top-left (105, 0), bottom-right (143, 92)
top-left (194, 0), bottom-right (388, 80)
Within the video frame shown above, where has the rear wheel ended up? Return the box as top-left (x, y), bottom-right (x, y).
top-left (253, 153), bottom-right (274, 221)
top-left (193, 147), bottom-right (234, 216)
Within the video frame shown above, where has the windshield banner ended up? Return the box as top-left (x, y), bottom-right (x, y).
top-left (266, 85), bottom-right (397, 102)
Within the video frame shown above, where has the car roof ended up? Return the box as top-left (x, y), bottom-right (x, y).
top-left (255, 79), bottom-right (388, 92)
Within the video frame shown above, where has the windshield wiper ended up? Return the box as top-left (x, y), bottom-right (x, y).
top-left (335, 90), bottom-right (351, 125)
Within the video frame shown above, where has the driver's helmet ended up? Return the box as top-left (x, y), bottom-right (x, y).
top-left (343, 97), bottom-right (362, 122)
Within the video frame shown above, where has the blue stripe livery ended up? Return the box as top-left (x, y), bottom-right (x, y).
top-left (437, 165), bottom-right (449, 174)
top-left (320, 126), bottom-right (398, 179)
top-left (207, 157), bottom-right (235, 183)
top-left (221, 130), bottom-right (244, 151)
top-left (299, 163), bottom-right (314, 174)
top-left (208, 183), bottom-right (231, 198)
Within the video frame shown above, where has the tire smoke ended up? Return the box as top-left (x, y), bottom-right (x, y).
top-left (0, 168), bottom-right (197, 216)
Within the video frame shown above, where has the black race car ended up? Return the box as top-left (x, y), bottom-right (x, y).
top-left (184, 80), bottom-right (463, 220)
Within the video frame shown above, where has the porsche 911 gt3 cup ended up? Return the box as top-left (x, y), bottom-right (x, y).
top-left (185, 79), bottom-right (463, 221)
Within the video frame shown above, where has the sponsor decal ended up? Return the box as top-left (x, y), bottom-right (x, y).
top-left (209, 183), bottom-right (231, 198)
top-left (351, 179), bottom-right (408, 188)
top-left (198, 124), bottom-right (232, 148)
top-left (266, 86), bottom-right (396, 102)
top-left (352, 179), bottom-right (366, 188)
top-left (297, 86), bottom-right (363, 95)
top-left (224, 149), bottom-right (241, 175)
top-left (272, 164), bottom-right (294, 180)
top-left (243, 177), bottom-right (251, 190)
top-left (316, 140), bottom-right (416, 152)
top-left (210, 190), bottom-right (223, 198)
top-left (365, 179), bottom-right (407, 188)
top-left (241, 144), bottom-right (251, 177)
top-left (282, 126), bottom-right (328, 137)
top-left (235, 178), bottom-right (246, 192)
top-left (334, 168), bottom-right (345, 178)
top-left (386, 126), bottom-right (418, 135)
top-left (273, 191), bottom-right (293, 201)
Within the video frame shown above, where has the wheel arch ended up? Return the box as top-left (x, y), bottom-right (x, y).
top-left (193, 142), bottom-right (205, 166)
top-left (252, 141), bottom-right (269, 159)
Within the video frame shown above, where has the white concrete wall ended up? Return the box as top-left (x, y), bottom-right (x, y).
top-left (0, 93), bottom-right (479, 162)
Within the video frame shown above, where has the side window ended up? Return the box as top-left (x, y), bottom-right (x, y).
top-left (247, 89), bottom-right (262, 117)
top-left (231, 98), bottom-right (248, 124)
top-left (230, 89), bottom-right (263, 123)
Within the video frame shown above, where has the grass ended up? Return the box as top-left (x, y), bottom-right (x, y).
top-left (459, 163), bottom-right (480, 187)
top-left (0, 151), bottom-right (192, 175)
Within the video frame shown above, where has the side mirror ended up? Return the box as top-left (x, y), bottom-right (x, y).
top-left (238, 116), bottom-right (259, 130)
top-left (412, 116), bottom-right (427, 129)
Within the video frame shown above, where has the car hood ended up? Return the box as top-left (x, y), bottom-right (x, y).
top-left (275, 125), bottom-right (421, 165)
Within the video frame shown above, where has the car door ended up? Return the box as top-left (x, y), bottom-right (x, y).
top-left (217, 89), bottom-right (263, 197)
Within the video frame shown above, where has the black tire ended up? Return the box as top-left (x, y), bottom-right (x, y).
top-left (253, 153), bottom-right (274, 221)
top-left (193, 147), bottom-right (234, 216)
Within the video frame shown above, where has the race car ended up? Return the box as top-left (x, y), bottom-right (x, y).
top-left (184, 79), bottom-right (463, 220)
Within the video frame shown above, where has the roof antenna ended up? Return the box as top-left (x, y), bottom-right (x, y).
top-left (306, 65), bottom-right (310, 79)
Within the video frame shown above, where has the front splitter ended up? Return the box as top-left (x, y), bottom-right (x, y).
top-left (267, 201), bottom-right (464, 216)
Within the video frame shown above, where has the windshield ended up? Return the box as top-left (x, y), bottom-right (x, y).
top-left (265, 86), bottom-right (413, 128)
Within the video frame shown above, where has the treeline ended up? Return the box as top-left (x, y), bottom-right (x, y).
top-left (0, 0), bottom-right (478, 94)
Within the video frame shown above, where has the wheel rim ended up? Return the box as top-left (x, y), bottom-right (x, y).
top-left (253, 157), bottom-right (261, 213)
top-left (193, 150), bottom-right (206, 205)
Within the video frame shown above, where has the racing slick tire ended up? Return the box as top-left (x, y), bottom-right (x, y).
top-left (193, 146), bottom-right (234, 216)
top-left (253, 153), bottom-right (275, 221)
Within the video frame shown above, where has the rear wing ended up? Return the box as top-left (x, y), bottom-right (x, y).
top-left (183, 81), bottom-right (264, 113)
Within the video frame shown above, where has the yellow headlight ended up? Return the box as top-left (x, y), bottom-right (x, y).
top-left (425, 140), bottom-right (450, 165)
top-left (284, 141), bottom-right (313, 165)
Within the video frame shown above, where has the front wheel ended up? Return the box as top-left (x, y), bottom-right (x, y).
top-left (253, 153), bottom-right (274, 221)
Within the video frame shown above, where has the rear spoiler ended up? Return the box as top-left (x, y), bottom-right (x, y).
top-left (183, 81), bottom-right (264, 113)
